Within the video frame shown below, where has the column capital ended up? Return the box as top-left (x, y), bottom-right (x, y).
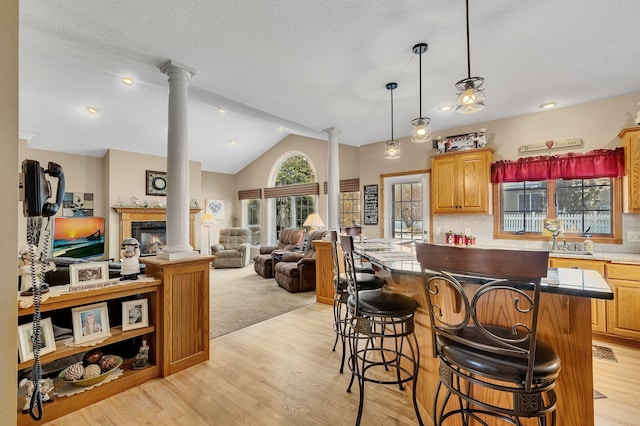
top-left (323, 127), bottom-right (342, 138)
top-left (159, 60), bottom-right (197, 78)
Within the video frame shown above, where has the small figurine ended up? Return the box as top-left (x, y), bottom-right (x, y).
top-left (120, 238), bottom-right (141, 281)
top-left (133, 340), bottom-right (150, 369)
top-left (17, 244), bottom-right (55, 296)
top-left (476, 128), bottom-right (487, 147)
top-left (19, 377), bottom-right (54, 413)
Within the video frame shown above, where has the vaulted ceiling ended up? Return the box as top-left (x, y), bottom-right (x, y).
top-left (19, 1), bottom-right (640, 173)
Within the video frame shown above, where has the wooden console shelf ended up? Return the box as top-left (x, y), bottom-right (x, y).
top-left (17, 279), bottom-right (162, 425)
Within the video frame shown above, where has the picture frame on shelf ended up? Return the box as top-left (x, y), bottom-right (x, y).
top-left (71, 302), bottom-right (111, 345)
top-left (145, 170), bottom-right (167, 196)
top-left (436, 130), bottom-right (487, 154)
top-left (122, 299), bottom-right (149, 331)
top-left (18, 317), bottom-right (56, 363)
top-left (69, 261), bottom-right (109, 287)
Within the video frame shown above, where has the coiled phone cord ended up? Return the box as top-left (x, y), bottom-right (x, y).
top-left (26, 216), bottom-right (51, 421)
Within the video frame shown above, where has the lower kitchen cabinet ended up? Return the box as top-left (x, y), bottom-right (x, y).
top-left (606, 263), bottom-right (640, 340)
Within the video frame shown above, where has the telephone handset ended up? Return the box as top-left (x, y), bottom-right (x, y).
top-left (19, 159), bottom-right (65, 420)
top-left (21, 160), bottom-right (65, 218)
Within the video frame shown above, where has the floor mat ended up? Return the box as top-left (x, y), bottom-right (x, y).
top-left (594, 389), bottom-right (607, 399)
top-left (592, 344), bottom-right (618, 363)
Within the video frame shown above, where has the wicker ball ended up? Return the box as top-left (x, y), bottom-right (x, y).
top-left (64, 363), bottom-right (84, 381)
top-left (82, 364), bottom-right (102, 379)
top-left (99, 355), bottom-right (119, 372)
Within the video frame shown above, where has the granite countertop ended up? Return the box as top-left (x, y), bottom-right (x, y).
top-left (355, 242), bottom-right (614, 300)
top-left (549, 251), bottom-right (640, 264)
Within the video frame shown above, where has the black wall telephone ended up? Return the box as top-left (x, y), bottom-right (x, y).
top-left (21, 160), bottom-right (65, 217)
top-left (19, 159), bottom-right (65, 420)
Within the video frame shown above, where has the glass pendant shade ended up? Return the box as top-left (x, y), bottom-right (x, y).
top-left (455, 77), bottom-right (485, 114)
top-left (384, 82), bottom-right (400, 159)
top-left (385, 140), bottom-right (400, 159)
top-left (411, 117), bottom-right (432, 143)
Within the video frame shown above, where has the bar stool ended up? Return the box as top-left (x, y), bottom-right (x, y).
top-left (415, 242), bottom-right (560, 426)
top-left (341, 235), bottom-right (423, 426)
top-left (330, 230), bottom-right (385, 374)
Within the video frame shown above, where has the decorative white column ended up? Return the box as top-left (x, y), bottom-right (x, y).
top-left (158, 60), bottom-right (198, 259)
top-left (324, 127), bottom-right (340, 230)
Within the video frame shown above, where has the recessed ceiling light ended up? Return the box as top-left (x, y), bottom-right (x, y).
top-left (277, 126), bottom-right (285, 132)
top-left (540, 102), bottom-right (558, 109)
top-left (439, 105), bottom-right (454, 111)
top-left (86, 106), bottom-right (99, 114)
top-left (122, 77), bottom-right (134, 85)
top-left (228, 139), bottom-right (238, 145)
top-left (216, 107), bottom-right (226, 113)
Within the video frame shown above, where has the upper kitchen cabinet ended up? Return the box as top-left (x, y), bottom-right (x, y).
top-left (619, 126), bottom-right (640, 213)
top-left (431, 147), bottom-right (494, 214)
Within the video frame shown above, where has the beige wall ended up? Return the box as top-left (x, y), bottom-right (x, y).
top-left (200, 171), bottom-right (236, 249)
top-left (2, 1), bottom-right (18, 422)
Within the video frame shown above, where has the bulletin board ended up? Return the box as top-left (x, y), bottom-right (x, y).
top-left (363, 184), bottom-right (378, 225)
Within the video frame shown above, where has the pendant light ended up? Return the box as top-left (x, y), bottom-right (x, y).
top-left (410, 43), bottom-right (431, 143)
top-left (455, 0), bottom-right (485, 114)
top-left (384, 82), bottom-right (400, 159)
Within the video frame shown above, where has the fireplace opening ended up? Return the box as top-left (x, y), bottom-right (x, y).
top-left (131, 221), bottom-right (166, 256)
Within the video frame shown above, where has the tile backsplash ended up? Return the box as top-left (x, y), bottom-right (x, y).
top-left (432, 213), bottom-right (640, 254)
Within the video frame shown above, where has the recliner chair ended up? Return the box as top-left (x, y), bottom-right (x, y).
top-left (274, 230), bottom-right (327, 292)
top-left (211, 228), bottom-right (251, 268)
top-left (253, 227), bottom-right (306, 278)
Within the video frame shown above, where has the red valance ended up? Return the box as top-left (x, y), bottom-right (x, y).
top-left (491, 148), bottom-right (625, 183)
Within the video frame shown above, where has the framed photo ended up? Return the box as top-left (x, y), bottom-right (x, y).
top-left (18, 317), bottom-right (56, 363)
top-left (72, 302), bottom-right (111, 344)
top-left (205, 199), bottom-right (225, 220)
top-left (62, 192), bottom-right (94, 217)
top-left (443, 133), bottom-right (478, 152)
top-left (69, 261), bottom-right (109, 287)
top-left (122, 299), bottom-right (149, 331)
top-left (146, 170), bottom-right (167, 196)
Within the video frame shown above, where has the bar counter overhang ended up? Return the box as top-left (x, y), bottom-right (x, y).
top-left (314, 240), bottom-right (613, 426)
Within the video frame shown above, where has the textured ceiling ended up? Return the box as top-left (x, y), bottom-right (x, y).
top-left (19, 0), bottom-right (640, 173)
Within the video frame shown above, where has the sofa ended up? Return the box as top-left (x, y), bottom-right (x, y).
top-left (211, 228), bottom-right (251, 268)
top-left (274, 230), bottom-right (327, 293)
top-left (253, 227), bottom-right (306, 278)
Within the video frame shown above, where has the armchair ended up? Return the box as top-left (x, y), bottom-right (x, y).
top-left (211, 228), bottom-right (251, 268)
top-left (253, 227), bottom-right (306, 278)
top-left (275, 230), bottom-right (327, 293)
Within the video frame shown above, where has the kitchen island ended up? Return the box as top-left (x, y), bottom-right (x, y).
top-left (314, 240), bottom-right (613, 426)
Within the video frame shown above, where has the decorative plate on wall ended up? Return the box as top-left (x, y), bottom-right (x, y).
top-left (146, 170), bottom-right (167, 196)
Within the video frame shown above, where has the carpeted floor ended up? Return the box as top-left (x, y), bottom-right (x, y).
top-left (209, 265), bottom-right (316, 338)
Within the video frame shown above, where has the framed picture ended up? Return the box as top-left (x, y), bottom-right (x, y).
top-left (72, 302), bottom-right (111, 344)
top-left (146, 170), bottom-right (167, 196)
top-left (69, 261), bottom-right (109, 287)
top-left (18, 317), bottom-right (56, 363)
top-left (62, 192), bottom-right (94, 217)
top-left (122, 299), bottom-right (149, 331)
top-left (443, 133), bottom-right (478, 152)
top-left (205, 199), bottom-right (225, 220)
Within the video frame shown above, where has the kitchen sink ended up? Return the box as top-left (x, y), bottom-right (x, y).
top-left (550, 250), bottom-right (594, 257)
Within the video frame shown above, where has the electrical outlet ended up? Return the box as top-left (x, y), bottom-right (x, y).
top-left (464, 227), bottom-right (471, 236)
top-left (628, 231), bottom-right (640, 242)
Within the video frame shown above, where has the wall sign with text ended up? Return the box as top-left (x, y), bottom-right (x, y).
top-left (363, 185), bottom-right (378, 225)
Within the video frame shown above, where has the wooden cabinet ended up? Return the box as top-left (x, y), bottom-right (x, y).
top-left (619, 127), bottom-right (640, 213)
top-left (430, 147), bottom-right (494, 213)
top-left (17, 280), bottom-right (162, 425)
top-left (549, 258), bottom-right (607, 333)
top-left (605, 263), bottom-right (640, 339)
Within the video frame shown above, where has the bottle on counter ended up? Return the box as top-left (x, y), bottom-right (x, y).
top-left (583, 238), bottom-right (594, 252)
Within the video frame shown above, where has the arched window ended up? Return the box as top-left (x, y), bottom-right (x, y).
top-left (273, 155), bottom-right (317, 238)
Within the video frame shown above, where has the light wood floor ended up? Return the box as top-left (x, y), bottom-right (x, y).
top-left (45, 303), bottom-right (640, 425)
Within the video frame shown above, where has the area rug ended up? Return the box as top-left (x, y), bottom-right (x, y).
top-left (592, 344), bottom-right (618, 363)
top-left (209, 265), bottom-right (316, 338)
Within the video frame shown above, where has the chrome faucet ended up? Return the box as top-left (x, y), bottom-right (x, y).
top-left (563, 239), bottom-right (569, 251)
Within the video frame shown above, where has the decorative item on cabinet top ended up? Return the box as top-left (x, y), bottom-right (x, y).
top-left (435, 129), bottom-right (487, 153)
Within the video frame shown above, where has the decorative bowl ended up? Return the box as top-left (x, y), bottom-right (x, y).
top-left (58, 355), bottom-right (123, 387)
